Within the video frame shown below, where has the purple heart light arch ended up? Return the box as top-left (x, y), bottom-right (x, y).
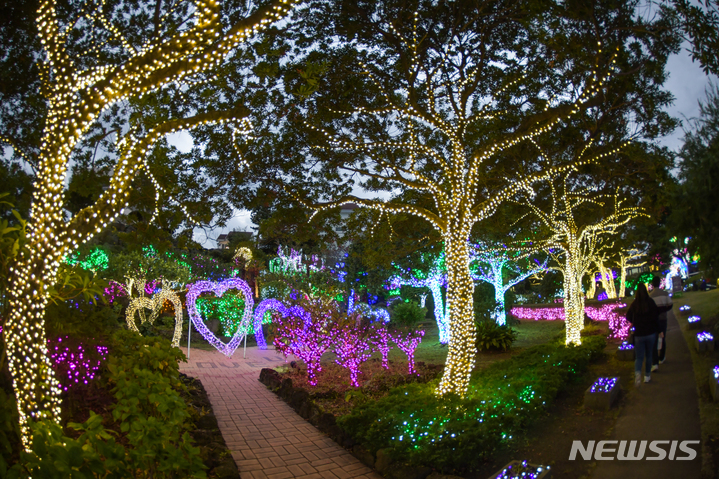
top-left (187, 278), bottom-right (254, 357)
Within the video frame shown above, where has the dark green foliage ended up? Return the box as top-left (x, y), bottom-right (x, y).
top-left (473, 281), bottom-right (498, 323)
top-left (475, 321), bottom-right (519, 352)
top-left (105, 331), bottom-right (205, 477)
top-left (4, 331), bottom-right (206, 478)
top-left (670, 86), bottom-right (719, 272)
top-left (337, 336), bottom-right (606, 474)
top-left (390, 300), bottom-right (427, 328)
top-left (0, 388), bottom-right (20, 477)
top-left (44, 299), bottom-right (121, 340)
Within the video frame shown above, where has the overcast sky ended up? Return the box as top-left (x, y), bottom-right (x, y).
top-left (182, 44), bottom-right (718, 249)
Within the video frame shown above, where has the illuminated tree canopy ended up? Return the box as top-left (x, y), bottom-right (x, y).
top-left (260, 0), bottom-right (680, 396)
top-left (513, 173), bottom-right (647, 345)
top-left (1, 0), bottom-right (298, 441)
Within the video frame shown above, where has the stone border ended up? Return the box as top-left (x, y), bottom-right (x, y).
top-left (180, 373), bottom-right (241, 478)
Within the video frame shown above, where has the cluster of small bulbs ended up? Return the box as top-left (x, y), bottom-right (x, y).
top-left (5, 0), bottom-right (297, 442)
top-left (304, 29), bottom-right (628, 396)
top-left (518, 176), bottom-right (646, 346)
top-left (589, 377), bottom-right (619, 394)
top-left (125, 277), bottom-right (184, 348)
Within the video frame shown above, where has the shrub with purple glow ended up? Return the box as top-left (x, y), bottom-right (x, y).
top-left (273, 300), bottom-right (336, 386)
top-left (697, 331), bottom-right (714, 342)
top-left (371, 326), bottom-right (392, 369)
top-left (713, 365), bottom-right (719, 380)
top-left (589, 377), bottom-right (618, 393)
top-left (618, 342), bottom-right (634, 351)
top-left (688, 315), bottom-right (701, 324)
top-left (334, 325), bottom-right (373, 386)
top-left (392, 329), bottom-right (425, 374)
top-left (48, 337), bottom-right (108, 391)
top-left (509, 302), bottom-right (630, 339)
top-left (680, 305), bottom-right (691, 312)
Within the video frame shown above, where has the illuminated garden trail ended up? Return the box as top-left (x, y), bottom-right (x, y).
top-left (180, 348), bottom-right (381, 479)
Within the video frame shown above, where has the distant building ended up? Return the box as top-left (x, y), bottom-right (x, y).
top-left (217, 230), bottom-right (254, 249)
top-left (340, 203), bottom-right (359, 220)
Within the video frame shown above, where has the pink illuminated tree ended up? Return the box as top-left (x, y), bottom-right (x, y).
top-left (273, 304), bottom-right (333, 386)
top-left (333, 326), bottom-right (373, 387)
top-left (371, 326), bottom-right (392, 370)
top-left (392, 330), bottom-right (425, 375)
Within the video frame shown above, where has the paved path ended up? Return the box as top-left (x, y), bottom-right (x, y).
top-left (180, 347), bottom-right (381, 479)
top-left (591, 307), bottom-right (702, 479)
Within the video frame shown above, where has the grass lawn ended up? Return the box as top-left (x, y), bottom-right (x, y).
top-left (673, 289), bottom-right (719, 478)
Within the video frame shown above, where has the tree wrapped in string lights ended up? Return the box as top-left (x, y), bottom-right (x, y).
top-left (387, 251), bottom-right (449, 343)
top-left (469, 243), bottom-right (548, 326)
top-left (297, 10), bottom-right (626, 396)
top-left (514, 174), bottom-right (647, 345)
top-left (616, 246), bottom-right (647, 298)
top-left (2, 0), bottom-right (298, 440)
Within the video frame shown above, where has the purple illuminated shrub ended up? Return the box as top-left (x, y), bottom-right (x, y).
top-left (104, 280), bottom-right (127, 304)
top-left (371, 326), bottom-right (392, 369)
top-left (333, 326), bottom-right (373, 387)
top-left (273, 302), bottom-right (335, 386)
top-left (48, 336), bottom-right (108, 391)
top-left (509, 303), bottom-right (630, 339)
top-left (697, 331), bottom-right (714, 342)
top-left (392, 329), bottom-right (425, 374)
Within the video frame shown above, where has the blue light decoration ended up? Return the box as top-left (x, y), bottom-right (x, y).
top-left (596, 291), bottom-right (608, 301)
top-left (688, 315), bottom-right (701, 324)
top-left (697, 331), bottom-right (714, 342)
top-left (469, 243), bottom-right (548, 326)
top-left (618, 342), bottom-right (634, 351)
top-left (387, 251), bottom-right (450, 343)
top-left (680, 305), bottom-right (691, 312)
top-left (494, 460), bottom-right (549, 479)
top-left (589, 377), bottom-right (619, 393)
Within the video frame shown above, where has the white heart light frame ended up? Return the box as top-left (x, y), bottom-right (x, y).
top-left (186, 278), bottom-right (254, 357)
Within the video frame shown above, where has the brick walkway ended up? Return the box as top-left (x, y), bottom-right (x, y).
top-left (180, 347), bottom-right (381, 479)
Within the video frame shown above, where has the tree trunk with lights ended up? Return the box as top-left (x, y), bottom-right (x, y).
top-left (437, 224), bottom-right (476, 396)
top-left (2, 0), bottom-right (296, 443)
top-left (562, 245), bottom-right (585, 346)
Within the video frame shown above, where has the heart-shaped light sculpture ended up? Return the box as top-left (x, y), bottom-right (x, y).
top-left (187, 278), bottom-right (254, 357)
top-left (125, 278), bottom-right (184, 348)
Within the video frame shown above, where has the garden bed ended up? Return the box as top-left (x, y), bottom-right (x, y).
top-left (260, 335), bottom-right (607, 478)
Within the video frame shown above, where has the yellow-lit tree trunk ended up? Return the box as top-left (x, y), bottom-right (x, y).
top-left (6, 248), bottom-right (65, 434)
top-left (563, 245), bottom-right (585, 346)
top-left (2, 0), bottom-right (296, 444)
top-left (437, 223), bottom-right (476, 397)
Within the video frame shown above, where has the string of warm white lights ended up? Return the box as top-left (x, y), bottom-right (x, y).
top-left (298, 9), bottom-right (628, 396)
top-left (125, 278), bottom-right (184, 348)
top-left (4, 0), bottom-right (298, 443)
top-left (515, 175), bottom-right (647, 345)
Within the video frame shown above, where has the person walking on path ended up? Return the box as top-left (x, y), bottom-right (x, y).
top-left (650, 276), bottom-right (673, 371)
top-left (626, 283), bottom-right (673, 386)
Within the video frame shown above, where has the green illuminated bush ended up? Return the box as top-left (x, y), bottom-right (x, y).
top-left (338, 335), bottom-right (606, 474)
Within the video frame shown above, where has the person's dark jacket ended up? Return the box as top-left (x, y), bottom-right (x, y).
top-left (626, 298), bottom-right (673, 336)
